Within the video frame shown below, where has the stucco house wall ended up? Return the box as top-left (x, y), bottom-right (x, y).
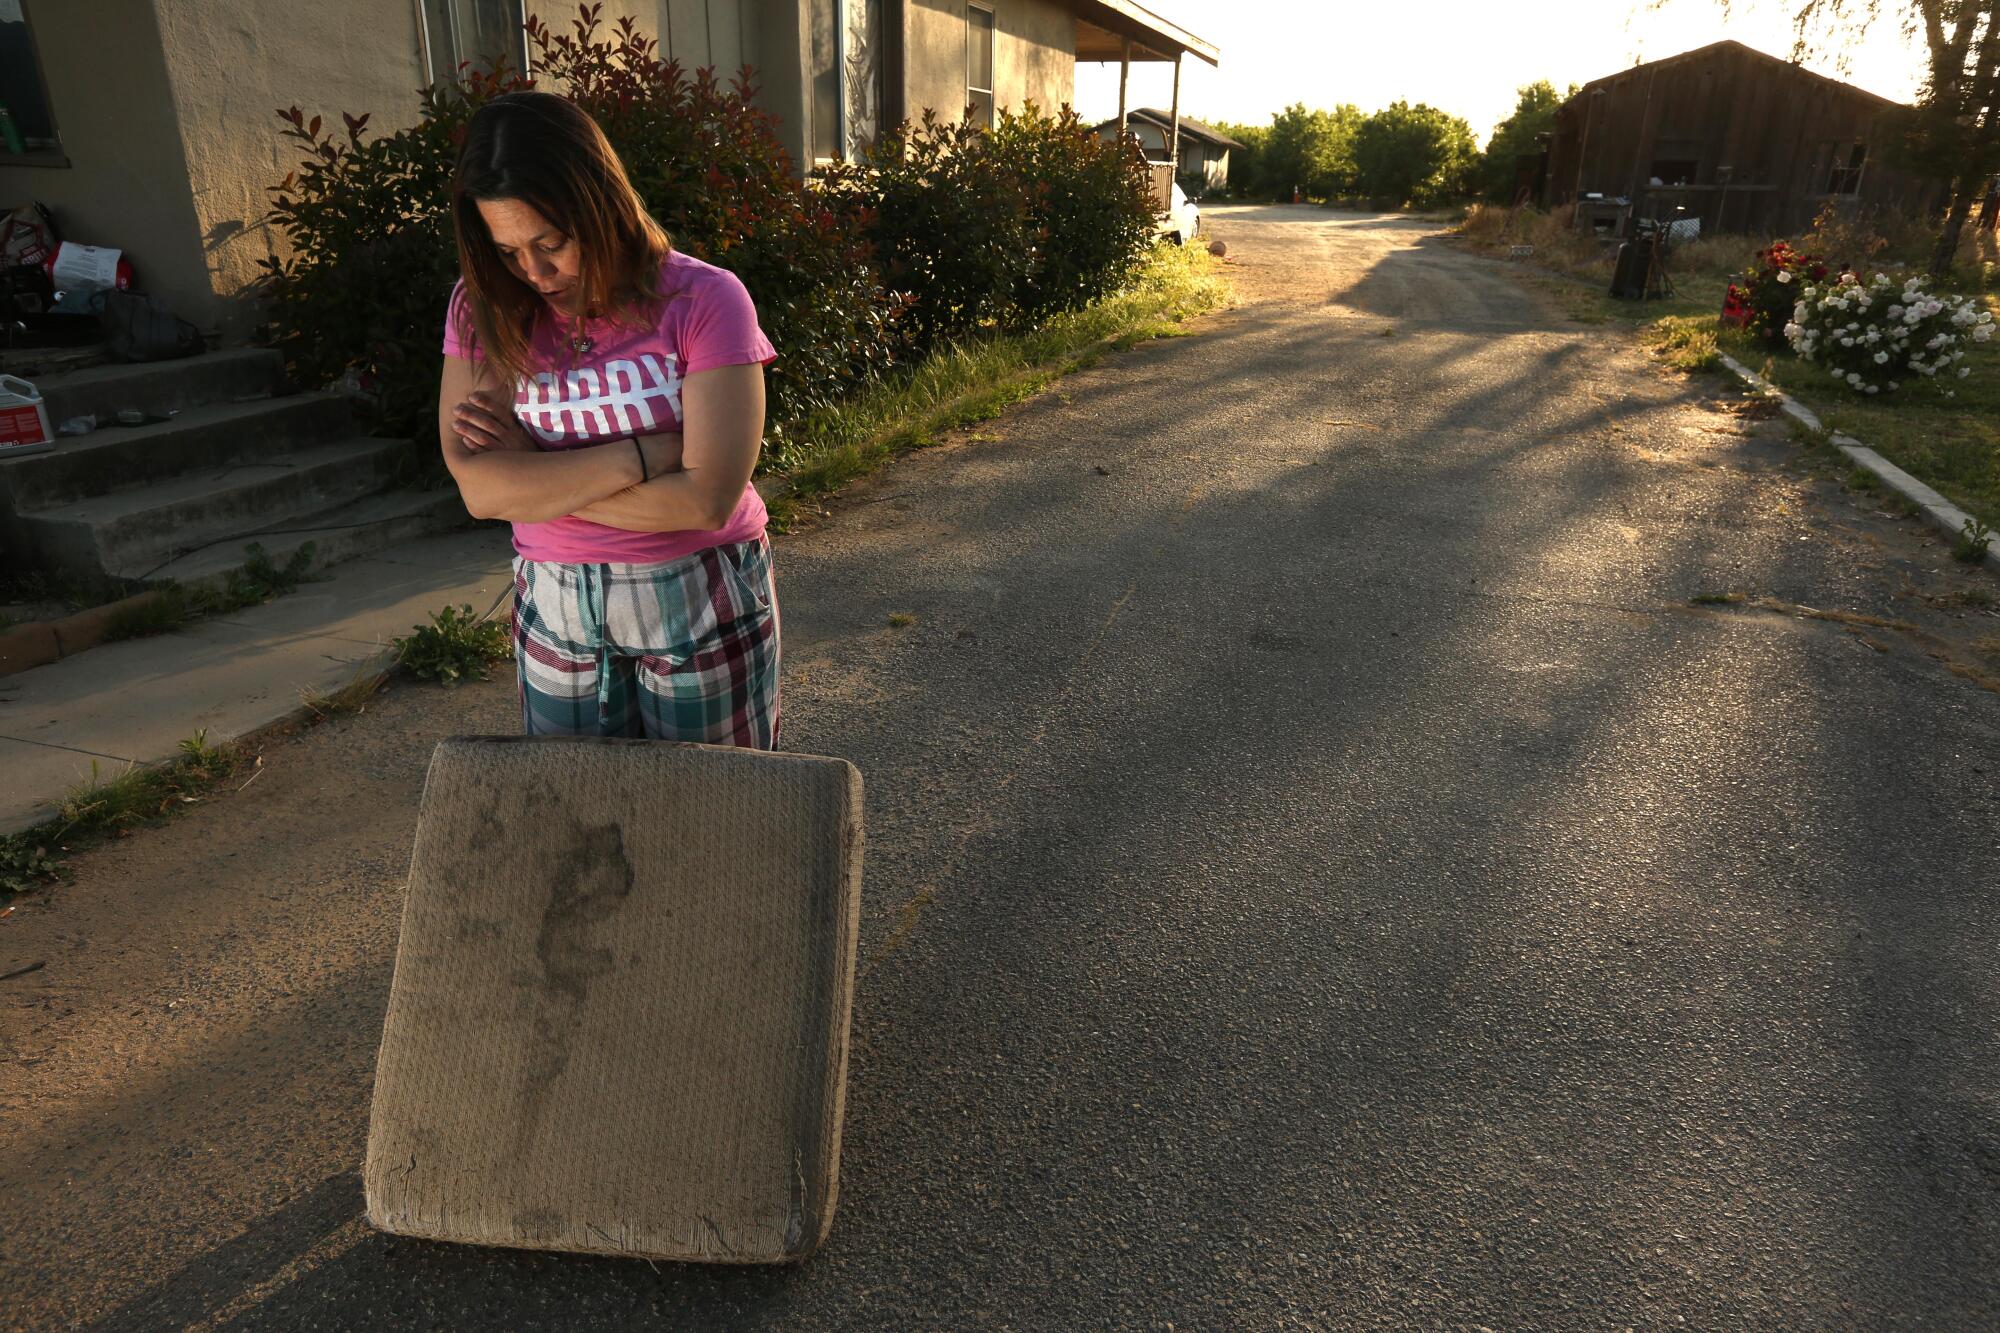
top-left (1, 1), bottom-right (226, 339)
top-left (3, 0), bottom-right (1102, 343)
top-left (903, 0), bottom-right (1072, 132)
top-left (1, 0), bottom-right (763, 339)
top-left (147, 0), bottom-right (432, 339)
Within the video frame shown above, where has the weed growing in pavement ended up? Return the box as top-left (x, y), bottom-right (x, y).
top-left (887, 613), bottom-right (918, 628)
top-left (300, 665), bottom-right (392, 720)
top-left (1880, 489), bottom-right (1923, 518)
top-left (1690, 591), bottom-right (1746, 605)
top-left (0, 567), bottom-right (128, 623)
top-left (1964, 583), bottom-right (1997, 609)
top-left (393, 604), bottom-right (512, 686)
top-left (107, 542), bottom-right (319, 640)
top-left (1954, 517), bottom-right (1994, 564)
top-left (0, 840), bottom-right (60, 895)
top-left (0, 730), bottom-right (246, 894)
top-left (1846, 466), bottom-right (1883, 493)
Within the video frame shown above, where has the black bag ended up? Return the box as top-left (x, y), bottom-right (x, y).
top-left (103, 290), bottom-right (204, 362)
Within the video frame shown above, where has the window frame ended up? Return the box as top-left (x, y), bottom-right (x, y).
top-left (0, 0), bottom-right (68, 168)
top-left (965, 1), bottom-right (995, 130)
top-left (413, 0), bottom-right (532, 87)
top-left (809, 0), bottom-right (842, 166)
top-left (1826, 142), bottom-right (1867, 196)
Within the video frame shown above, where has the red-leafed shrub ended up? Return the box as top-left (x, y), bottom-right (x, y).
top-left (259, 5), bottom-right (906, 457)
top-left (815, 111), bottom-right (1034, 355)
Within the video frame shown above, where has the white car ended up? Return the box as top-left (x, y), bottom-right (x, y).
top-left (1160, 181), bottom-right (1200, 246)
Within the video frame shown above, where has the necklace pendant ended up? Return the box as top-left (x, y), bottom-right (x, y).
top-left (570, 333), bottom-right (594, 356)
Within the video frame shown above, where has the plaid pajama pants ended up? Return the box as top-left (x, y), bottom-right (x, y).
top-left (511, 536), bottom-right (781, 747)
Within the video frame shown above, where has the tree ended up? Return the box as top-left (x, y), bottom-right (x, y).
top-left (1213, 120), bottom-right (1271, 198)
top-left (1766, 0), bottom-right (1999, 275)
top-left (1475, 80), bottom-right (1573, 203)
top-left (1264, 102), bottom-right (1364, 200)
top-left (1353, 102), bottom-right (1478, 207)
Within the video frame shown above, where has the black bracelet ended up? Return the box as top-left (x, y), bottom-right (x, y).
top-left (632, 436), bottom-right (649, 483)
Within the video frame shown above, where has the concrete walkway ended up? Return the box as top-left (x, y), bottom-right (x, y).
top-left (0, 525), bottom-right (514, 835)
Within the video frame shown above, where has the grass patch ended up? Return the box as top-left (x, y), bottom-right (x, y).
top-left (886, 612), bottom-right (918, 628)
top-left (0, 729), bottom-right (243, 895)
top-left (1641, 315), bottom-right (1721, 372)
top-left (762, 242), bottom-right (1230, 525)
top-left (1713, 312), bottom-right (2000, 533)
top-left (106, 542), bottom-right (319, 641)
top-left (393, 603), bottom-right (512, 686)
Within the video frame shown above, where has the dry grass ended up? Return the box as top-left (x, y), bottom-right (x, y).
top-left (1458, 201), bottom-right (1996, 298)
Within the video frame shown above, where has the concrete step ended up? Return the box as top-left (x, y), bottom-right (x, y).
top-left (0, 392), bottom-right (353, 512)
top-left (13, 437), bottom-right (412, 581)
top-left (142, 485), bottom-right (479, 587)
top-left (33, 348), bottom-right (287, 424)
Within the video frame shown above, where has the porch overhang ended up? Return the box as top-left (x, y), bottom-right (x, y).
top-left (1070, 0), bottom-right (1219, 67)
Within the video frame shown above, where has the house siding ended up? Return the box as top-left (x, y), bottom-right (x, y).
top-left (1095, 117), bottom-right (1232, 191)
top-left (904, 0), bottom-right (1071, 129)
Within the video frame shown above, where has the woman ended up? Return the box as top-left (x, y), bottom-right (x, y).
top-left (439, 92), bottom-right (781, 747)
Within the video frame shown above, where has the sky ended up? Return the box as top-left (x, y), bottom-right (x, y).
top-left (1073, 0), bottom-right (1934, 143)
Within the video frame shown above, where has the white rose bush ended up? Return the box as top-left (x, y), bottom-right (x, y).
top-left (1784, 271), bottom-right (1994, 397)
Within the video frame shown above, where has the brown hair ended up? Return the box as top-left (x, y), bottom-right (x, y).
top-left (449, 92), bottom-right (672, 385)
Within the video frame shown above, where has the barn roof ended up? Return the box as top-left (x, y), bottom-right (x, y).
top-left (1569, 39), bottom-right (1905, 111)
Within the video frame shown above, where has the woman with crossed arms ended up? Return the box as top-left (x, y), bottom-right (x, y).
top-left (439, 91), bottom-right (780, 747)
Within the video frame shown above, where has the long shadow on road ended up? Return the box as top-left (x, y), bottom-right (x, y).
top-left (38, 219), bottom-right (2000, 1329)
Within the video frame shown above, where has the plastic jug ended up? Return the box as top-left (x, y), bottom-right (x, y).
top-left (0, 374), bottom-right (56, 456)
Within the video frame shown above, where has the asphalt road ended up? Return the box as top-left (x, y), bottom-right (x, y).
top-left (5, 207), bottom-right (1999, 1329)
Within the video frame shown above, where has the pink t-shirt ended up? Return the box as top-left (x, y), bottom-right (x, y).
top-left (442, 250), bottom-right (777, 564)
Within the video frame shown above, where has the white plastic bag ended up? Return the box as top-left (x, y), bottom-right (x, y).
top-left (50, 242), bottom-right (122, 293)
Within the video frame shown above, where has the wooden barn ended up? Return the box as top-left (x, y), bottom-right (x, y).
top-left (1543, 40), bottom-right (1943, 236)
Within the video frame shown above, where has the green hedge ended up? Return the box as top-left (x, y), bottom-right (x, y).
top-left (817, 103), bottom-right (1156, 355)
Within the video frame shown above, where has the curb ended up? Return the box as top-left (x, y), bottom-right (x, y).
top-left (0, 591), bottom-right (169, 679)
top-left (1715, 351), bottom-right (1999, 568)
